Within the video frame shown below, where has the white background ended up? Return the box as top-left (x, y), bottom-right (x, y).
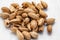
top-left (0, 0), bottom-right (60, 40)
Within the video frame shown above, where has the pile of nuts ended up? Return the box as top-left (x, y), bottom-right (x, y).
top-left (0, 1), bottom-right (55, 40)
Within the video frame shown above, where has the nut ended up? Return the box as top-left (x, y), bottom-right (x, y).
top-left (9, 6), bottom-right (16, 13)
top-left (30, 31), bottom-right (38, 38)
top-left (39, 25), bottom-right (44, 32)
top-left (21, 22), bottom-right (26, 27)
top-left (1, 7), bottom-right (10, 13)
top-left (10, 18), bottom-right (21, 24)
top-left (4, 19), bottom-right (10, 27)
top-left (16, 16), bottom-right (23, 22)
top-left (11, 3), bottom-right (19, 8)
top-left (39, 9), bottom-right (48, 18)
top-left (17, 11), bottom-right (23, 15)
top-left (28, 12), bottom-right (39, 19)
top-left (33, 27), bottom-right (38, 32)
top-left (22, 13), bottom-right (28, 18)
top-left (16, 30), bottom-right (24, 40)
top-left (24, 8), bottom-right (35, 13)
top-left (22, 2), bottom-right (31, 8)
top-left (9, 13), bottom-right (16, 20)
top-left (24, 17), bottom-right (30, 24)
top-left (37, 18), bottom-right (45, 26)
top-left (30, 20), bottom-right (37, 30)
top-left (19, 27), bottom-right (29, 31)
top-left (46, 18), bottom-right (55, 25)
top-left (0, 13), bottom-right (9, 19)
top-left (22, 31), bottom-right (31, 40)
top-left (47, 25), bottom-right (52, 33)
top-left (41, 1), bottom-right (48, 9)
top-left (27, 23), bottom-right (31, 31)
top-left (10, 26), bottom-right (18, 33)
top-left (36, 3), bottom-right (43, 10)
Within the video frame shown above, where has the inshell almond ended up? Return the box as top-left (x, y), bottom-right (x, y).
top-left (16, 30), bottom-right (24, 40)
top-left (22, 31), bottom-right (31, 40)
top-left (33, 27), bottom-right (38, 32)
top-left (41, 1), bottom-right (48, 9)
top-left (46, 18), bottom-right (55, 25)
top-left (19, 27), bottom-right (29, 31)
top-left (10, 18), bottom-right (20, 24)
top-left (10, 26), bottom-right (18, 33)
top-left (22, 2), bottom-right (31, 8)
top-left (24, 17), bottom-right (30, 24)
top-left (30, 31), bottom-right (38, 38)
top-left (39, 25), bottom-right (44, 32)
top-left (16, 16), bottom-right (23, 22)
top-left (36, 3), bottom-right (43, 10)
top-left (9, 6), bottom-right (16, 12)
top-left (0, 13), bottom-right (9, 19)
top-left (1, 7), bottom-right (10, 13)
top-left (11, 3), bottom-right (19, 8)
top-left (31, 20), bottom-right (37, 30)
top-left (24, 8), bottom-right (35, 13)
top-left (22, 13), bottom-right (28, 18)
top-left (27, 23), bottom-right (31, 31)
top-left (39, 9), bottom-right (48, 18)
top-left (28, 12), bottom-right (39, 19)
top-left (4, 19), bottom-right (10, 28)
top-left (38, 18), bottom-right (45, 26)
top-left (47, 25), bottom-right (52, 33)
top-left (9, 13), bottom-right (16, 20)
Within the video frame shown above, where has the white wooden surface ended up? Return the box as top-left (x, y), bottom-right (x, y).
top-left (0, 0), bottom-right (60, 40)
